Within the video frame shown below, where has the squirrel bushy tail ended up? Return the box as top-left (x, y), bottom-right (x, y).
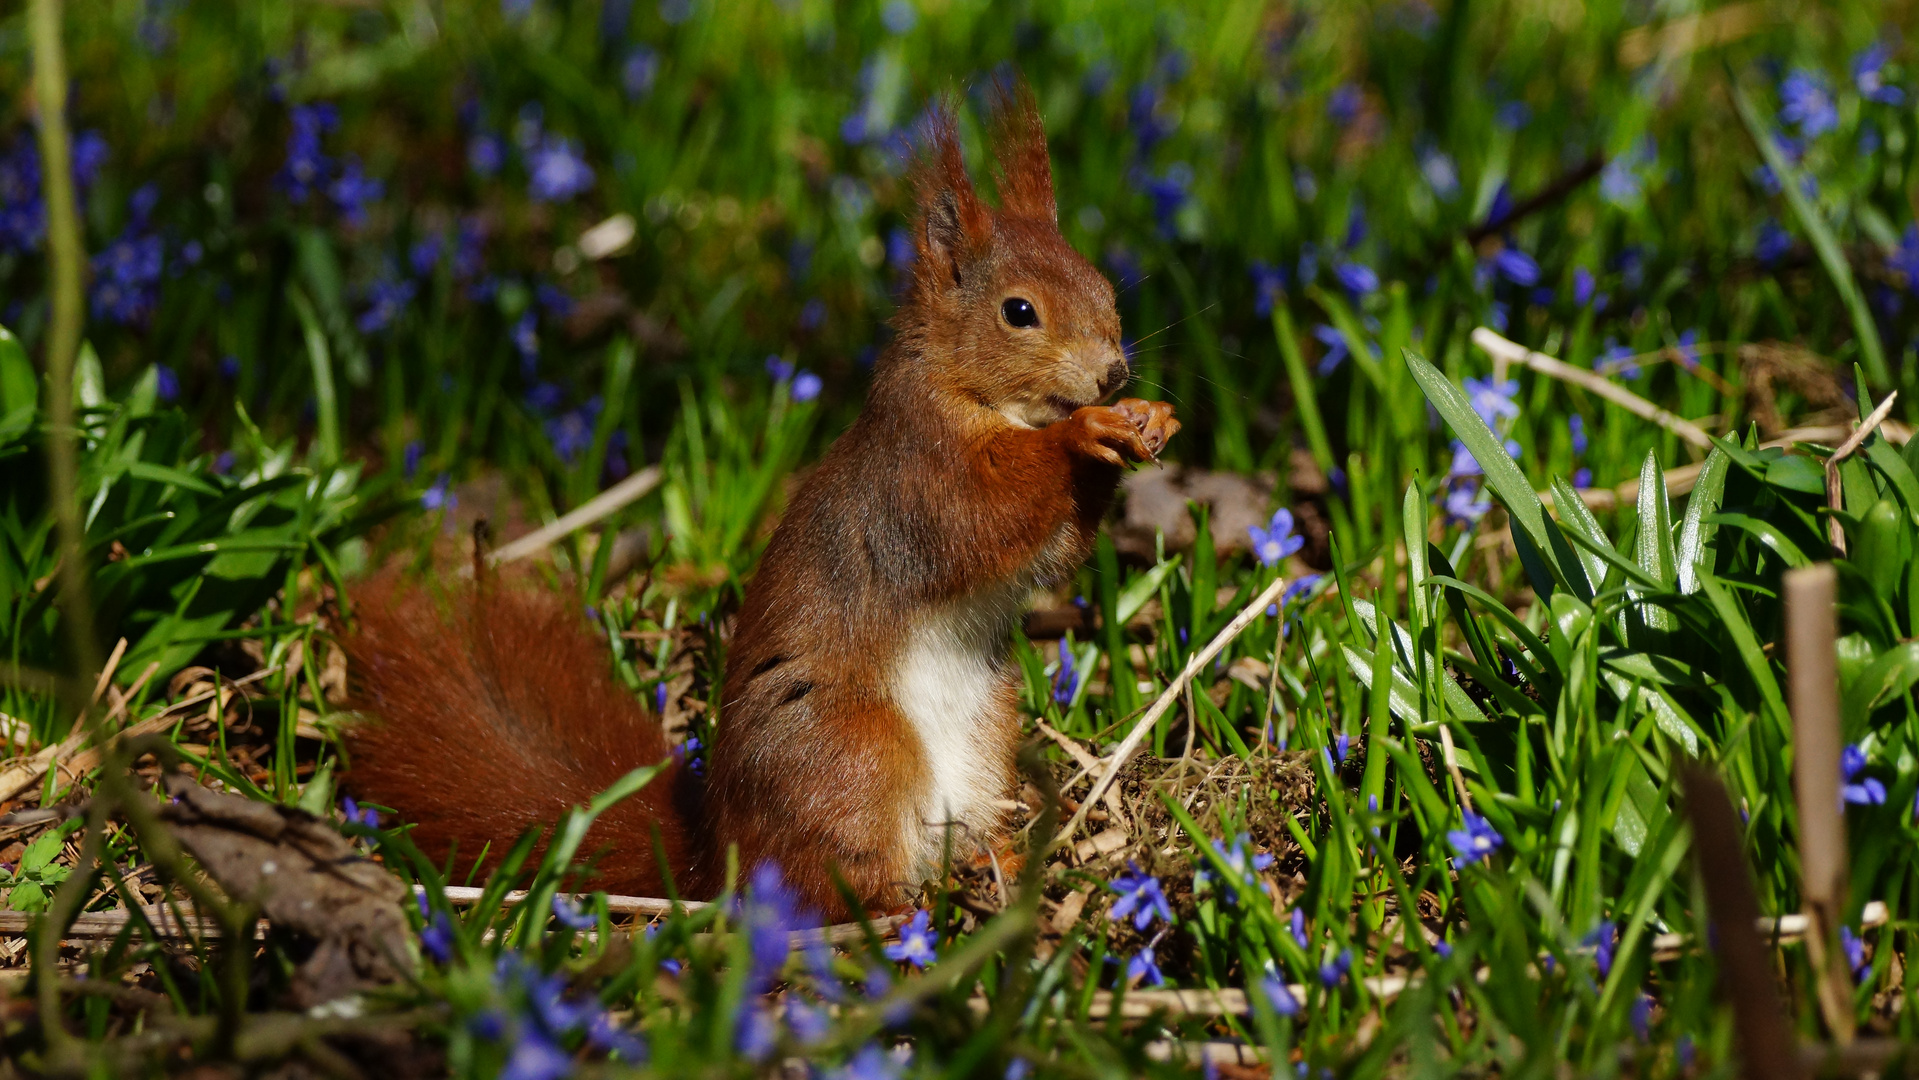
top-left (341, 580), bottom-right (702, 896)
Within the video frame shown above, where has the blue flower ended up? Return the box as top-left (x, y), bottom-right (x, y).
top-left (1443, 482), bottom-right (1490, 528)
top-left (791, 371), bottom-right (823, 403)
top-left (1289, 908), bottom-right (1309, 948)
top-left (1195, 833), bottom-right (1274, 906)
top-left (887, 227), bottom-right (916, 270)
top-left (1572, 467), bottom-right (1592, 488)
top-left (512, 312), bottom-right (539, 366)
top-left (154, 364), bottom-right (179, 403)
top-left (528, 136), bottom-right (595, 202)
top-left (1327, 83), bottom-right (1362, 125)
top-left (1779, 68), bottom-right (1839, 137)
top-left (1247, 508), bottom-right (1304, 567)
top-left (1258, 971), bottom-right (1300, 1015)
top-left (799, 297), bottom-right (827, 330)
top-left (1597, 339), bottom-right (1640, 380)
top-left (1672, 329), bottom-right (1700, 373)
top-left (884, 909), bottom-right (937, 968)
top-left (622, 46), bottom-right (660, 100)
top-left (1571, 266), bottom-right (1594, 306)
top-left (1126, 945), bottom-right (1165, 986)
top-left (1052, 646), bottom-right (1080, 706)
top-left (1888, 226), bottom-right (1919, 296)
top-left (734, 1003), bottom-right (777, 1061)
top-left (1841, 744), bottom-right (1886, 806)
top-left (546, 398), bottom-right (601, 463)
top-left (1568, 414), bottom-right (1588, 456)
top-left (1137, 164), bottom-right (1192, 237)
top-left (588, 1012), bottom-right (647, 1061)
top-left (1446, 811), bottom-right (1503, 868)
top-left (536, 282), bottom-right (576, 319)
top-left (1756, 219), bottom-right (1793, 265)
top-left (358, 272), bottom-right (416, 334)
top-left (1841, 925), bottom-right (1869, 981)
top-left (1495, 99), bottom-right (1531, 130)
top-left (500, 1027), bottom-right (572, 1080)
top-left (1434, 939), bottom-right (1452, 958)
top-left (422, 474), bottom-right (456, 512)
top-left (1586, 919), bottom-right (1617, 978)
top-left (1599, 137), bottom-right (1654, 205)
top-left (469, 132), bottom-right (505, 178)
top-left (832, 1044), bottom-right (905, 1080)
top-left (743, 863), bottom-right (806, 989)
top-left (328, 157), bottom-right (382, 227)
top-left (1311, 323), bottom-right (1348, 375)
top-left (1332, 260), bottom-right (1378, 297)
top-left (219, 355), bottom-right (241, 380)
top-left (1109, 863), bottom-right (1173, 930)
top-left (1250, 260), bottom-right (1287, 318)
top-left (420, 910), bottom-right (455, 964)
top-left (551, 895), bottom-right (596, 930)
top-left (1318, 947), bottom-right (1351, 987)
top-left (1491, 247), bottom-right (1539, 287)
top-left (1462, 375), bottom-right (1519, 429)
top-left (71, 130), bottom-right (109, 192)
top-left (1853, 45), bottom-right (1905, 106)
top-left (1630, 993), bottom-right (1653, 1041)
top-left (276, 103), bottom-right (337, 203)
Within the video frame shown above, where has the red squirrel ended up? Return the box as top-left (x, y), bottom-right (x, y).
top-left (343, 85), bottom-right (1178, 915)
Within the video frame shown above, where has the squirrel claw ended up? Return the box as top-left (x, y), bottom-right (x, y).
top-left (1112, 398), bottom-right (1180, 461)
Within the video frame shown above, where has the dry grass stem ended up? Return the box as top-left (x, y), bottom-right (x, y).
top-left (1822, 392), bottom-right (1899, 555)
top-left (479, 464), bottom-right (663, 569)
top-left (1053, 574), bottom-right (1291, 849)
top-left (1472, 327), bottom-right (1714, 449)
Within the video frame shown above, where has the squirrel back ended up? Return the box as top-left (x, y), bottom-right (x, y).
top-left (342, 579), bottom-right (706, 896)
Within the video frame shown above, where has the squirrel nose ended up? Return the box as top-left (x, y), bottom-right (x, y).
top-left (1097, 353), bottom-right (1129, 397)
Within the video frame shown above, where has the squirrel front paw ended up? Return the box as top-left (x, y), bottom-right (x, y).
top-left (1112, 398), bottom-right (1179, 459)
top-left (1067, 399), bottom-right (1179, 466)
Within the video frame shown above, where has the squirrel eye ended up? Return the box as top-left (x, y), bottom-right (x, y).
top-left (1001, 297), bottom-right (1040, 329)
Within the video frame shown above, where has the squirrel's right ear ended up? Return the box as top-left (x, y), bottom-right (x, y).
top-left (910, 107), bottom-right (992, 294)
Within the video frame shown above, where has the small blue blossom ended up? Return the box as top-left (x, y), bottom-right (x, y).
top-left (1568, 414), bottom-right (1588, 456)
top-left (219, 355), bottom-right (241, 380)
top-left (500, 1028), bottom-right (572, 1080)
top-left (1447, 811), bottom-right (1503, 868)
top-left (742, 863), bottom-right (806, 990)
top-left (1630, 993), bottom-right (1654, 1041)
top-left (1462, 375), bottom-right (1520, 429)
top-left (528, 136), bottom-right (595, 202)
top-left (791, 371), bottom-right (823, 403)
top-left (799, 296), bottom-right (827, 330)
top-left (358, 272), bottom-right (416, 334)
top-left (1195, 833), bottom-right (1274, 905)
top-left (1597, 339), bottom-right (1640, 380)
top-left (1419, 145), bottom-right (1459, 199)
top-left (1327, 83), bottom-right (1362, 125)
top-left (1444, 482), bottom-right (1491, 527)
top-left (1434, 939), bottom-right (1453, 958)
top-left (1841, 925), bottom-right (1869, 981)
top-left (340, 796), bottom-right (380, 830)
top-left (422, 473), bottom-right (456, 513)
top-left (1109, 863), bottom-right (1173, 930)
top-left (1311, 323), bottom-right (1349, 375)
top-left (512, 312), bottom-right (539, 365)
top-left (1572, 467), bottom-right (1593, 488)
top-left (1756, 220), bottom-right (1793, 266)
top-left (1853, 45), bottom-right (1905, 106)
top-left (276, 103), bottom-right (338, 203)
top-left (551, 895), bottom-right (596, 930)
top-left (884, 909), bottom-right (937, 968)
top-left (1052, 645), bottom-right (1080, 706)
top-left (1332, 260), bottom-right (1378, 297)
top-left (1318, 947), bottom-right (1351, 987)
top-left (1587, 920), bottom-right (1617, 978)
top-left (881, 0), bottom-right (917, 34)
top-left (622, 47), bottom-right (660, 100)
top-left (1490, 247), bottom-right (1539, 287)
top-left (1841, 744), bottom-right (1886, 806)
top-left (154, 365), bottom-right (179, 403)
top-left (1888, 226), bottom-right (1919, 296)
top-left (1261, 973), bottom-right (1300, 1015)
top-left (469, 132), bottom-right (505, 178)
top-left (1672, 329), bottom-right (1701, 373)
top-left (1779, 68), bottom-right (1839, 137)
top-left (833, 1043), bottom-right (905, 1080)
top-left (1247, 508), bottom-right (1305, 567)
top-left (1571, 266), bottom-right (1594, 306)
top-left (1125, 945), bottom-right (1165, 986)
top-left (328, 157), bottom-right (382, 227)
top-left (1250, 260), bottom-right (1287, 317)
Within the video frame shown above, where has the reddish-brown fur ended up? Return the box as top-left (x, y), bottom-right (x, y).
top-left (342, 81), bottom-right (1176, 916)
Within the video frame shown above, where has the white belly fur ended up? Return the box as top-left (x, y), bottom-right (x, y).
top-left (889, 585), bottom-right (1023, 879)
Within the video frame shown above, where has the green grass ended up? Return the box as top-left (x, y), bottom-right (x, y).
top-left (4, 0), bottom-right (1919, 1075)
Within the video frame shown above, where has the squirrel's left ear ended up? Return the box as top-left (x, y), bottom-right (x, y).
top-left (989, 77), bottom-right (1056, 223)
top-left (910, 105), bottom-right (993, 294)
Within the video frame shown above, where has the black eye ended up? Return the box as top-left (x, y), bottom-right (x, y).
top-left (1001, 297), bottom-right (1040, 329)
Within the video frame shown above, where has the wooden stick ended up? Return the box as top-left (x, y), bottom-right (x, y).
top-left (1053, 575), bottom-right (1290, 849)
top-left (1472, 328), bottom-right (1714, 449)
top-left (481, 465), bottom-right (662, 568)
top-left (1821, 392), bottom-right (1898, 556)
top-left (1682, 764), bottom-right (1806, 1080)
top-left (1783, 563), bottom-right (1854, 1045)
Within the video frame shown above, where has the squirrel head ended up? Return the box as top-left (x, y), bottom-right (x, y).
top-left (893, 82), bottom-right (1127, 429)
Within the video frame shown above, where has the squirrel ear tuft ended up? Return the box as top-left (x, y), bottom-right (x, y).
top-left (910, 104), bottom-right (992, 293)
top-left (988, 76), bottom-right (1055, 223)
